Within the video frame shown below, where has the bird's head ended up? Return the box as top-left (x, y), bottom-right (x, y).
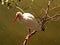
top-left (12, 12), bottom-right (23, 26)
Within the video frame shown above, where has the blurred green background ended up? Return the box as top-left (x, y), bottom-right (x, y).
top-left (0, 0), bottom-right (60, 45)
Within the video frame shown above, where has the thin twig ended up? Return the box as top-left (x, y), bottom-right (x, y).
top-left (50, 5), bottom-right (60, 11)
top-left (16, 6), bottom-right (25, 13)
top-left (11, 0), bottom-right (25, 13)
top-left (40, 0), bottom-right (53, 23)
top-left (29, 0), bottom-right (42, 20)
top-left (47, 14), bottom-right (60, 21)
top-left (45, 0), bottom-right (53, 17)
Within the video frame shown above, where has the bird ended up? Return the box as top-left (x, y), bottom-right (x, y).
top-left (12, 12), bottom-right (42, 45)
top-left (12, 12), bottom-right (41, 32)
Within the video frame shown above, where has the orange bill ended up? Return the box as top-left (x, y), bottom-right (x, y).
top-left (12, 15), bottom-right (19, 26)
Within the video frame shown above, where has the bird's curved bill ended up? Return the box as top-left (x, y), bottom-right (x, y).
top-left (12, 15), bottom-right (19, 26)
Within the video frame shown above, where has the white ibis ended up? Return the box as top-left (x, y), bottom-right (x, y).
top-left (13, 12), bottom-right (41, 31)
top-left (12, 12), bottom-right (41, 45)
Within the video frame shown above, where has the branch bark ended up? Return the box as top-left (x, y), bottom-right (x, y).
top-left (23, 30), bottom-right (37, 45)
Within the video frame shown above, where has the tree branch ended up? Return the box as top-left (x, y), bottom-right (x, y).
top-left (23, 30), bottom-right (37, 45)
top-left (50, 14), bottom-right (60, 21)
top-left (45, 0), bottom-right (53, 17)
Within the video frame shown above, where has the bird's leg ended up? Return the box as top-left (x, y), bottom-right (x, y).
top-left (23, 29), bottom-right (37, 45)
